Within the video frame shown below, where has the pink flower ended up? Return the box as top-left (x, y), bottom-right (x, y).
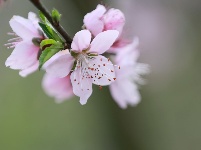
top-left (84, 4), bottom-right (125, 36)
top-left (42, 73), bottom-right (73, 103)
top-left (5, 12), bottom-right (43, 77)
top-left (84, 4), bottom-right (126, 53)
top-left (42, 50), bottom-right (74, 103)
top-left (45, 29), bottom-right (119, 105)
top-left (109, 38), bottom-right (150, 109)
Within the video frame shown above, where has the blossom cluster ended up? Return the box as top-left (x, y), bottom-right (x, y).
top-left (5, 4), bottom-right (149, 108)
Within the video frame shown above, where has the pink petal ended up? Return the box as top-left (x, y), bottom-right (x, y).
top-left (132, 63), bottom-right (150, 85)
top-left (71, 30), bottom-right (91, 52)
top-left (42, 74), bottom-right (73, 103)
top-left (110, 82), bottom-right (127, 108)
top-left (89, 55), bottom-right (116, 86)
top-left (113, 65), bottom-right (135, 79)
top-left (116, 37), bottom-right (140, 66)
top-left (108, 38), bottom-right (131, 53)
top-left (43, 50), bottom-right (69, 69)
top-left (28, 12), bottom-right (40, 24)
top-left (109, 78), bottom-right (141, 109)
top-left (114, 64), bottom-right (149, 85)
top-left (89, 30), bottom-right (119, 54)
top-left (83, 4), bottom-right (106, 36)
top-left (103, 8), bottom-right (125, 34)
top-left (70, 68), bottom-right (93, 105)
top-left (28, 12), bottom-right (40, 29)
top-left (45, 54), bottom-right (74, 78)
top-left (5, 41), bottom-right (39, 70)
top-left (135, 63), bottom-right (150, 76)
top-left (19, 61), bottom-right (39, 77)
top-left (9, 15), bottom-right (39, 40)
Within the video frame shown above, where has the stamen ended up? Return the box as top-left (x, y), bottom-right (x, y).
top-left (7, 32), bottom-right (17, 36)
top-left (7, 37), bottom-right (22, 42)
top-left (99, 85), bottom-right (102, 90)
top-left (5, 32), bottom-right (22, 49)
top-left (73, 53), bottom-right (118, 90)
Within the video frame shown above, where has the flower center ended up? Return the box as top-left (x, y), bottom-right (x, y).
top-left (72, 51), bottom-right (118, 87)
top-left (77, 53), bottom-right (92, 72)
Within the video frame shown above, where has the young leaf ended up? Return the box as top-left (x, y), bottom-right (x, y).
top-left (46, 24), bottom-right (62, 42)
top-left (39, 22), bottom-right (63, 42)
top-left (39, 11), bottom-right (46, 22)
top-left (39, 22), bottom-right (54, 39)
top-left (52, 8), bottom-right (61, 23)
top-left (40, 39), bottom-right (56, 49)
top-left (39, 41), bottom-right (64, 69)
top-left (38, 11), bottom-right (63, 42)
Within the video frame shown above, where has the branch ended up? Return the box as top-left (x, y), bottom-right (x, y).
top-left (29, 0), bottom-right (72, 48)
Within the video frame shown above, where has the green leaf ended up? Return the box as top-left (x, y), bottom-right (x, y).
top-left (39, 41), bottom-right (64, 69)
top-left (40, 39), bottom-right (56, 49)
top-left (49, 26), bottom-right (63, 42)
top-left (52, 8), bottom-right (61, 23)
top-left (38, 11), bottom-right (63, 42)
top-left (38, 22), bottom-right (63, 42)
top-left (39, 22), bottom-right (54, 39)
top-left (39, 11), bottom-right (46, 22)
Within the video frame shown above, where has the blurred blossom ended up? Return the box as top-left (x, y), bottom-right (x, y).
top-left (42, 74), bottom-right (73, 103)
top-left (109, 38), bottom-right (150, 108)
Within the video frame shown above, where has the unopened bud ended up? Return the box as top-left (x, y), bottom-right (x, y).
top-left (52, 8), bottom-right (61, 24)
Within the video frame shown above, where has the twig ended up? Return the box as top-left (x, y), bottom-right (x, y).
top-left (29, 0), bottom-right (72, 48)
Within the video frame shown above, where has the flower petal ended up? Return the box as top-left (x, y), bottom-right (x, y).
top-left (43, 50), bottom-right (69, 69)
top-left (5, 41), bottom-right (39, 70)
top-left (28, 12), bottom-right (40, 24)
top-left (83, 4), bottom-right (106, 36)
top-left (19, 61), bottom-right (39, 77)
top-left (9, 15), bottom-right (39, 40)
top-left (89, 55), bottom-right (116, 86)
top-left (71, 30), bottom-right (91, 52)
top-left (103, 8), bottom-right (125, 34)
top-left (70, 68), bottom-right (93, 105)
top-left (89, 30), bottom-right (119, 54)
top-left (42, 73), bottom-right (73, 103)
top-left (116, 37), bottom-right (140, 66)
top-left (45, 54), bottom-right (74, 78)
top-left (28, 12), bottom-right (41, 29)
top-left (110, 78), bottom-right (141, 109)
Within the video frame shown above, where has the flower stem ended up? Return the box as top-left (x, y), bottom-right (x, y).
top-left (29, 0), bottom-right (72, 48)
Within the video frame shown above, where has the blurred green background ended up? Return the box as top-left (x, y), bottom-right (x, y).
top-left (0, 0), bottom-right (201, 150)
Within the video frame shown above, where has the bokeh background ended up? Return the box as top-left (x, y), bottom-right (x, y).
top-left (0, 0), bottom-right (201, 150)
